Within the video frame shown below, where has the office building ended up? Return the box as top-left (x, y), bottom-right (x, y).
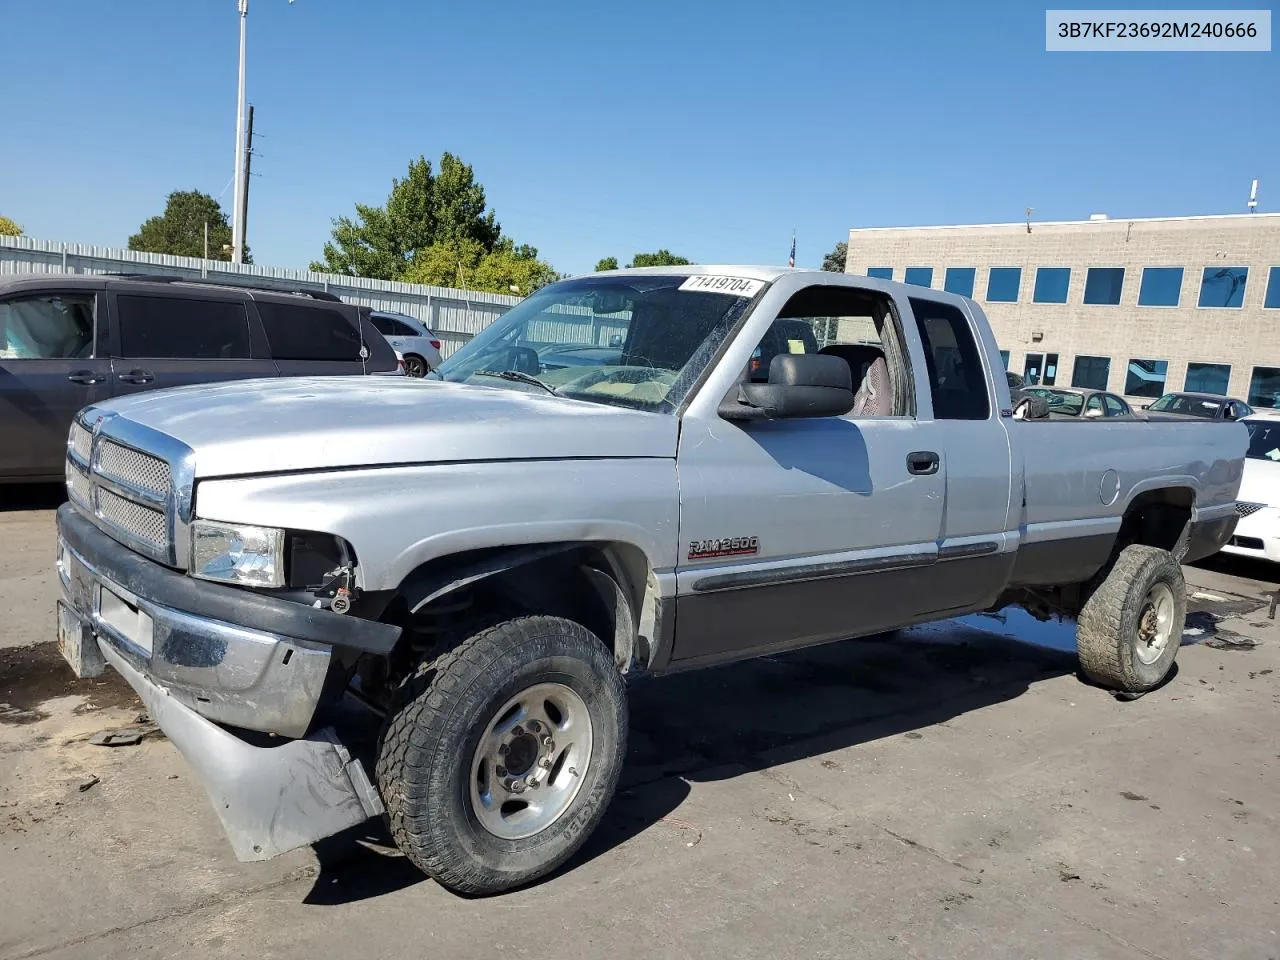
top-left (843, 212), bottom-right (1280, 406)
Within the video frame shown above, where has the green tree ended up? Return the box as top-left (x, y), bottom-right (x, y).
top-left (821, 241), bottom-right (848, 272)
top-left (628, 249), bottom-right (691, 268)
top-left (312, 152), bottom-right (501, 280)
top-left (127, 191), bottom-right (247, 262)
top-left (404, 237), bottom-right (557, 296)
top-left (594, 256), bottom-right (619, 271)
top-left (0, 215), bottom-right (22, 237)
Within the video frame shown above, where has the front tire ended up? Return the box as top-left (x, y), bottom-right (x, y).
top-left (1076, 544), bottom-right (1186, 692)
top-left (375, 616), bottom-right (627, 895)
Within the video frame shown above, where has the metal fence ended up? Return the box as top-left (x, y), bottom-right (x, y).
top-left (0, 235), bottom-right (521, 358)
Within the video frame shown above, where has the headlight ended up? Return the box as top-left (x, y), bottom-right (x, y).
top-left (190, 520), bottom-right (285, 588)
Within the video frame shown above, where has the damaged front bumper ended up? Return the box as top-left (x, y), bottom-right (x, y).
top-left (56, 503), bottom-right (396, 861)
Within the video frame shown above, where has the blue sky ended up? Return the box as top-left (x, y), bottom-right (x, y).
top-left (3, 1), bottom-right (1276, 275)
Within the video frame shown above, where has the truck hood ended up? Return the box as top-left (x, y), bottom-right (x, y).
top-left (91, 377), bottom-right (679, 478)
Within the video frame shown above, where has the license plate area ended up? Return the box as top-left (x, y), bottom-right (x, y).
top-left (57, 601), bottom-right (105, 679)
top-left (97, 584), bottom-right (155, 657)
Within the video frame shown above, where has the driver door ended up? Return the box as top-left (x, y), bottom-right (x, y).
top-left (669, 283), bottom-right (952, 666)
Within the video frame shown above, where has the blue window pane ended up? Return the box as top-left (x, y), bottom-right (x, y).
top-left (867, 267), bottom-right (893, 280)
top-left (1083, 267), bottom-right (1125, 305)
top-left (1125, 358), bottom-right (1168, 398)
top-left (1072, 355), bottom-right (1110, 390)
top-left (1185, 362), bottom-right (1230, 394)
top-left (1198, 266), bottom-right (1248, 308)
top-left (1249, 367), bottom-right (1280, 409)
top-left (999, 349), bottom-right (1010, 369)
top-left (1138, 267), bottom-right (1184, 307)
top-left (904, 267), bottom-right (933, 287)
top-left (986, 267), bottom-right (1021, 303)
top-left (1265, 267), bottom-right (1280, 309)
top-left (1032, 267), bottom-right (1071, 304)
top-left (944, 267), bottom-right (976, 297)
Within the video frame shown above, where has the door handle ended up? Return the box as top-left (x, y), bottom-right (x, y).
top-left (67, 371), bottom-right (104, 385)
top-left (117, 370), bottom-right (155, 385)
top-left (906, 451), bottom-right (940, 475)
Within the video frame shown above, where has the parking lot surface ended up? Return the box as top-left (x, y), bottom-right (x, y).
top-left (2, 488), bottom-right (1278, 960)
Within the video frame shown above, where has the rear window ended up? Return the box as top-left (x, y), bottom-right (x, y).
top-left (116, 295), bottom-right (251, 360)
top-left (257, 300), bottom-right (364, 361)
top-left (908, 297), bottom-right (990, 420)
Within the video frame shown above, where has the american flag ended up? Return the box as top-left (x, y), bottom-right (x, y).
top-left (788, 233), bottom-right (795, 268)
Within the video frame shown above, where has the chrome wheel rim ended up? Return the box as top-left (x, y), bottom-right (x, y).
top-left (1136, 581), bottom-right (1175, 665)
top-left (468, 682), bottom-right (593, 840)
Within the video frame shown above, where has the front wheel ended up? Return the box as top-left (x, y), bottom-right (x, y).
top-left (375, 616), bottom-right (628, 895)
top-left (1076, 544), bottom-right (1186, 692)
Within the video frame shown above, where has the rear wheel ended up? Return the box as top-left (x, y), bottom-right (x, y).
top-left (403, 354), bottom-right (428, 378)
top-left (375, 616), bottom-right (627, 895)
top-left (1076, 544), bottom-right (1186, 692)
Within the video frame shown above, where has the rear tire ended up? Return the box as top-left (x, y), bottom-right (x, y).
top-left (375, 616), bottom-right (627, 895)
top-left (403, 354), bottom-right (428, 378)
top-left (1076, 544), bottom-right (1185, 692)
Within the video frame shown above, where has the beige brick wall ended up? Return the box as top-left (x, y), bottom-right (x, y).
top-left (843, 214), bottom-right (1280, 403)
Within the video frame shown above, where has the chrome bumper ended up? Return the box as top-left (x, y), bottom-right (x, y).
top-left (94, 638), bottom-right (383, 861)
top-left (57, 537), bottom-right (329, 738)
top-left (56, 530), bottom-right (385, 862)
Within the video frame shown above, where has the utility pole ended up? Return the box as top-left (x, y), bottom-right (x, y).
top-left (231, 0), bottom-right (249, 264)
top-left (239, 104), bottom-right (255, 257)
top-left (203, 221), bottom-right (210, 260)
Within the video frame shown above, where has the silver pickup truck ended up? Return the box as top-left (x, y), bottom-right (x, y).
top-left (55, 266), bottom-right (1246, 895)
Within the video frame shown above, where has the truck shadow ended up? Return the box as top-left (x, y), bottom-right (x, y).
top-left (305, 620), bottom-right (1079, 904)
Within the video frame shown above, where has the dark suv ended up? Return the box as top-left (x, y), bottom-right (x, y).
top-left (0, 273), bottom-right (399, 482)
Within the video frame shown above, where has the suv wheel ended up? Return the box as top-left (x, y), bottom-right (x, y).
top-left (403, 354), bottom-right (427, 378)
top-left (375, 616), bottom-right (627, 895)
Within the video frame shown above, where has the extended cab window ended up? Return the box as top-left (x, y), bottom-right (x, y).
top-left (907, 297), bottom-right (990, 420)
top-left (257, 301), bottom-right (364, 361)
top-left (751, 285), bottom-right (912, 417)
top-left (0, 294), bottom-right (95, 359)
top-left (117, 295), bottom-right (250, 359)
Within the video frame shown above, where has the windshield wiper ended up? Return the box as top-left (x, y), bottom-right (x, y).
top-left (473, 369), bottom-right (557, 395)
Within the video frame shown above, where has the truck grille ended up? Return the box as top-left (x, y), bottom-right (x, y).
top-left (1235, 501), bottom-right (1265, 518)
top-left (70, 421), bottom-right (93, 463)
top-left (66, 417), bottom-right (181, 565)
top-left (65, 458), bottom-right (92, 509)
top-left (96, 488), bottom-right (169, 550)
top-left (97, 441), bottom-right (172, 497)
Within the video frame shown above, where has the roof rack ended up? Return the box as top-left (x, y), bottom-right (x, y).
top-left (99, 273), bottom-right (344, 302)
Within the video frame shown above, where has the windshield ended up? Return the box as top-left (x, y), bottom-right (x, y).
top-left (1246, 420), bottom-right (1280, 461)
top-left (1027, 387), bottom-right (1084, 416)
top-left (434, 274), bottom-right (763, 412)
top-left (1149, 394), bottom-right (1222, 418)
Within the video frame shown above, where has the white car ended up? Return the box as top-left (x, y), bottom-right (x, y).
top-left (367, 310), bottom-right (444, 378)
top-left (1222, 415), bottom-right (1280, 562)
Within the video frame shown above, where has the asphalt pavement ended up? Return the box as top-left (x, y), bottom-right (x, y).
top-left (2, 486), bottom-right (1278, 960)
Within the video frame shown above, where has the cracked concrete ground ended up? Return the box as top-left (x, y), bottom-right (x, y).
top-left (2, 490), bottom-right (1278, 960)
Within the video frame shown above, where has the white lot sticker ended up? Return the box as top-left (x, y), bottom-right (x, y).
top-left (678, 275), bottom-right (765, 297)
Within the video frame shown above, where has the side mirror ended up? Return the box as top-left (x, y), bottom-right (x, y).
top-left (1085, 407), bottom-right (1104, 418)
top-left (1141, 403), bottom-right (1151, 410)
top-left (720, 354), bottom-right (854, 421)
top-left (1011, 394), bottom-right (1050, 420)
